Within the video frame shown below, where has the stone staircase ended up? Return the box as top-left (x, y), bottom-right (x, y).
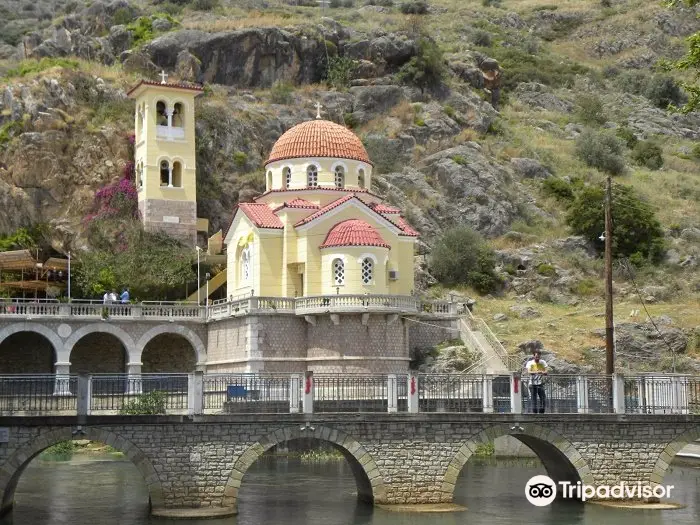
top-left (459, 311), bottom-right (520, 374)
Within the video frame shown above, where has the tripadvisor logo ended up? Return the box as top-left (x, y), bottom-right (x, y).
top-left (525, 475), bottom-right (674, 506)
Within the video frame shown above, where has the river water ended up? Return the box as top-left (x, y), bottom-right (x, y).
top-left (1, 453), bottom-right (699, 525)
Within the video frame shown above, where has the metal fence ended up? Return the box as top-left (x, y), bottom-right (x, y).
top-left (313, 375), bottom-right (398, 412)
top-left (0, 373), bottom-right (698, 416)
top-left (0, 374), bottom-right (77, 414)
top-left (89, 374), bottom-right (189, 414)
top-left (203, 374), bottom-right (295, 413)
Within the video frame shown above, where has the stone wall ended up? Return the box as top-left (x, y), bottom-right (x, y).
top-left (0, 415), bottom-right (697, 518)
top-left (206, 317), bottom-right (249, 372)
top-left (70, 333), bottom-right (127, 374)
top-left (407, 317), bottom-right (459, 351)
top-left (0, 333), bottom-right (54, 374)
top-left (142, 333), bottom-right (197, 373)
top-left (142, 199), bottom-right (196, 247)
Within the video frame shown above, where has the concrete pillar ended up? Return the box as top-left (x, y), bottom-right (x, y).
top-left (670, 376), bottom-right (688, 414)
top-left (576, 376), bottom-right (589, 414)
top-left (387, 374), bottom-right (397, 413)
top-left (510, 372), bottom-right (522, 414)
top-left (76, 374), bottom-right (91, 417)
top-left (53, 362), bottom-right (72, 396)
top-left (482, 376), bottom-right (494, 413)
top-left (289, 375), bottom-right (301, 413)
top-left (188, 371), bottom-right (203, 415)
top-left (303, 371), bottom-right (313, 414)
top-left (612, 374), bottom-right (625, 414)
top-left (126, 362), bottom-right (143, 394)
top-left (407, 373), bottom-right (418, 413)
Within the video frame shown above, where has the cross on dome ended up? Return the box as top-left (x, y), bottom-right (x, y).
top-left (160, 70), bottom-right (168, 84)
top-left (315, 101), bottom-right (323, 119)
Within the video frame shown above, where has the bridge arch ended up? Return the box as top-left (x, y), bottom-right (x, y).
top-left (223, 425), bottom-right (387, 510)
top-left (61, 324), bottom-right (136, 364)
top-left (441, 423), bottom-right (593, 502)
top-left (0, 323), bottom-right (63, 361)
top-left (135, 325), bottom-right (206, 366)
top-left (0, 427), bottom-right (164, 517)
top-left (650, 425), bottom-right (700, 485)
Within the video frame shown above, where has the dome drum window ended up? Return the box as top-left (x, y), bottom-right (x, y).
top-left (284, 167), bottom-right (291, 189)
top-left (307, 165), bottom-right (318, 188)
top-left (334, 166), bottom-right (345, 189)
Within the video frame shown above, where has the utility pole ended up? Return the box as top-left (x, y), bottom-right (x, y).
top-left (604, 174), bottom-right (614, 376)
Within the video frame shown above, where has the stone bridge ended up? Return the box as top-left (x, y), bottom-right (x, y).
top-left (0, 413), bottom-right (698, 518)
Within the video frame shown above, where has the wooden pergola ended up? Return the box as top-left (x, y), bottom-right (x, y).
top-left (0, 249), bottom-right (68, 298)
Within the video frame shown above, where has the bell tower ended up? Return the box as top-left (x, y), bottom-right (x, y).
top-left (127, 73), bottom-right (204, 246)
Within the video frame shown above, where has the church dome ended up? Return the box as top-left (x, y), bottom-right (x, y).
top-left (320, 219), bottom-right (390, 249)
top-left (266, 119), bottom-right (371, 166)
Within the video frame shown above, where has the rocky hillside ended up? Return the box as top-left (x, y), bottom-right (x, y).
top-left (0, 0), bottom-right (699, 371)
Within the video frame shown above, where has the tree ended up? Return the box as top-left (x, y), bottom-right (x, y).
top-left (566, 183), bottom-right (665, 263)
top-left (665, 0), bottom-right (700, 113)
top-left (397, 36), bottom-right (446, 93)
top-left (428, 226), bottom-right (502, 293)
top-left (575, 129), bottom-right (625, 175)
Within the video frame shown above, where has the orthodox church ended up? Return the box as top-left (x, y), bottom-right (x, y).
top-left (126, 77), bottom-right (447, 374)
top-left (223, 106), bottom-right (419, 300)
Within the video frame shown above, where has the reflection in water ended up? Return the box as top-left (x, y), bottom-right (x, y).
top-left (1, 453), bottom-right (698, 525)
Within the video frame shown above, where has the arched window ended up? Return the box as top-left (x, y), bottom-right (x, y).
top-left (334, 166), bottom-right (345, 189)
top-left (172, 103), bottom-right (184, 127)
top-left (160, 160), bottom-right (170, 186)
top-left (267, 170), bottom-right (273, 190)
top-left (156, 101), bottom-right (167, 126)
top-left (358, 169), bottom-right (365, 189)
top-left (307, 165), bottom-right (318, 188)
top-left (333, 258), bottom-right (345, 286)
top-left (240, 246), bottom-right (251, 284)
top-left (284, 167), bottom-right (291, 189)
top-left (361, 257), bottom-right (373, 284)
top-left (172, 162), bottom-right (182, 187)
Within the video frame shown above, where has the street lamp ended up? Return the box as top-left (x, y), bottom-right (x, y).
top-left (195, 246), bottom-right (202, 306)
top-left (67, 251), bottom-right (71, 302)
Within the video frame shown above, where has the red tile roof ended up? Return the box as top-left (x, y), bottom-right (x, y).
top-left (238, 203), bottom-right (284, 229)
top-left (126, 79), bottom-right (204, 97)
top-left (266, 119), bottom-right (372, 166)
top-left (272, 198), bottom-right (321, 213)
top-left (369, 202), bottom-right (401, 214)
top-left (392, 216), bottom-right (420, 237)
top-left (320, 220), bottom-right (390, 249)
top-left (294, 195), bottom-right (355, 227)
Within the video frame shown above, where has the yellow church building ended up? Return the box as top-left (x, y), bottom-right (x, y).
top-left (126, 77), bottom-right (461, 374)
top-left (223, 112), bottom-right (419, 300)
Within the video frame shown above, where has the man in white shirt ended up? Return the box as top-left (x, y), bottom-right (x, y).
top-left (524, 350), bottom-right (548, 413)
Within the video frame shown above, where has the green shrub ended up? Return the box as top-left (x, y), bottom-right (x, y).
top-left (443, 105), bottom-right (456, 119)
top-left (112, 7), bottom-right (133, 25)
top-left (566, 183), bottom-right (665, 261)
top-left (400, 1), bottom-right (429, 14)
top-left (481, 0), bottom-right (501, 6)
top-left (570, 278), bottom-right (598, 296)
top-left (536, 263), bottom-right (556, 276)
top-left (618, 71), bottom-right (685, 109)
top-left (326, 56), bottom-right (355, 90)
top-left (474, 442), bottom-right (495, 456)
top-left (127, 17), bottom-right (155, 46)
top-left (428, 226), bottom-right (502, 294)
top-left (471, 29), bottom-right (492, 47)
top-left (541, 177), bottom-right (581, 203)
top-left (191, 0), bottom-right (219, 10)
top-left (119, 391), bottom-right (167, 415)
top-left (233, 151), bottom-right (248, 167)
top-left (575, 129), bottom-right (625, 175)
top-left (269, 81), bottom-right (294, 104)
top-left (397, 36), bottom-right (445, 93)
top-left (692, 143), bottom-right (700, 159)
top-left (575, 94), bottom-right (606, 125)
top-left (632, 140), bottom-right (663, 170)
top-left (4, 57), bottom-right (80, 78)
top-left (41, 440), bottom-right (75, 459)
top-left (451, 155), bottom-right (467, 165)
top-left (344, 112), bottom-right (359, 128)
top-left (616, 127), bottom-right (638, 149)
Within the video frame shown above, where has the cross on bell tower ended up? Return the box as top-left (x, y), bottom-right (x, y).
top-left (160, 70), bottom-right (168, 84)
top-left (315, 101), bottom-right (323, 119)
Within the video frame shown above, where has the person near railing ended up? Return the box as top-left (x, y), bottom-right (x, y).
top-left (525, 350), bottom-right (548, 413)
top-left (120, 287), bottom-right (130, 304)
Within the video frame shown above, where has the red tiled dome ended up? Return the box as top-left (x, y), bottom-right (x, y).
top-left (320, 219), bottom-right (390, 249)
top-left (266, 119), bottom-right (372, 166)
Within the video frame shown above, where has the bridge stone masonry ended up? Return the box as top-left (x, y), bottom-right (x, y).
top-left (0, 413), bottom-right (699, 518)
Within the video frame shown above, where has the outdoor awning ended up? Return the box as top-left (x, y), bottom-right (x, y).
top-left (43, 257), bottom-right (69, 271)
top-left (0, 280), bottom-right (65, 291)
top-left (0, 249), bottom-right (38, 270)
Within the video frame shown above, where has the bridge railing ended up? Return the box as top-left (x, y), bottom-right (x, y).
top-left (0, 373), bottom-right (698, 416)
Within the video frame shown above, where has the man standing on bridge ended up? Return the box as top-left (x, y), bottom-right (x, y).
top-left (525, 350), bottom-right (548, 413)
